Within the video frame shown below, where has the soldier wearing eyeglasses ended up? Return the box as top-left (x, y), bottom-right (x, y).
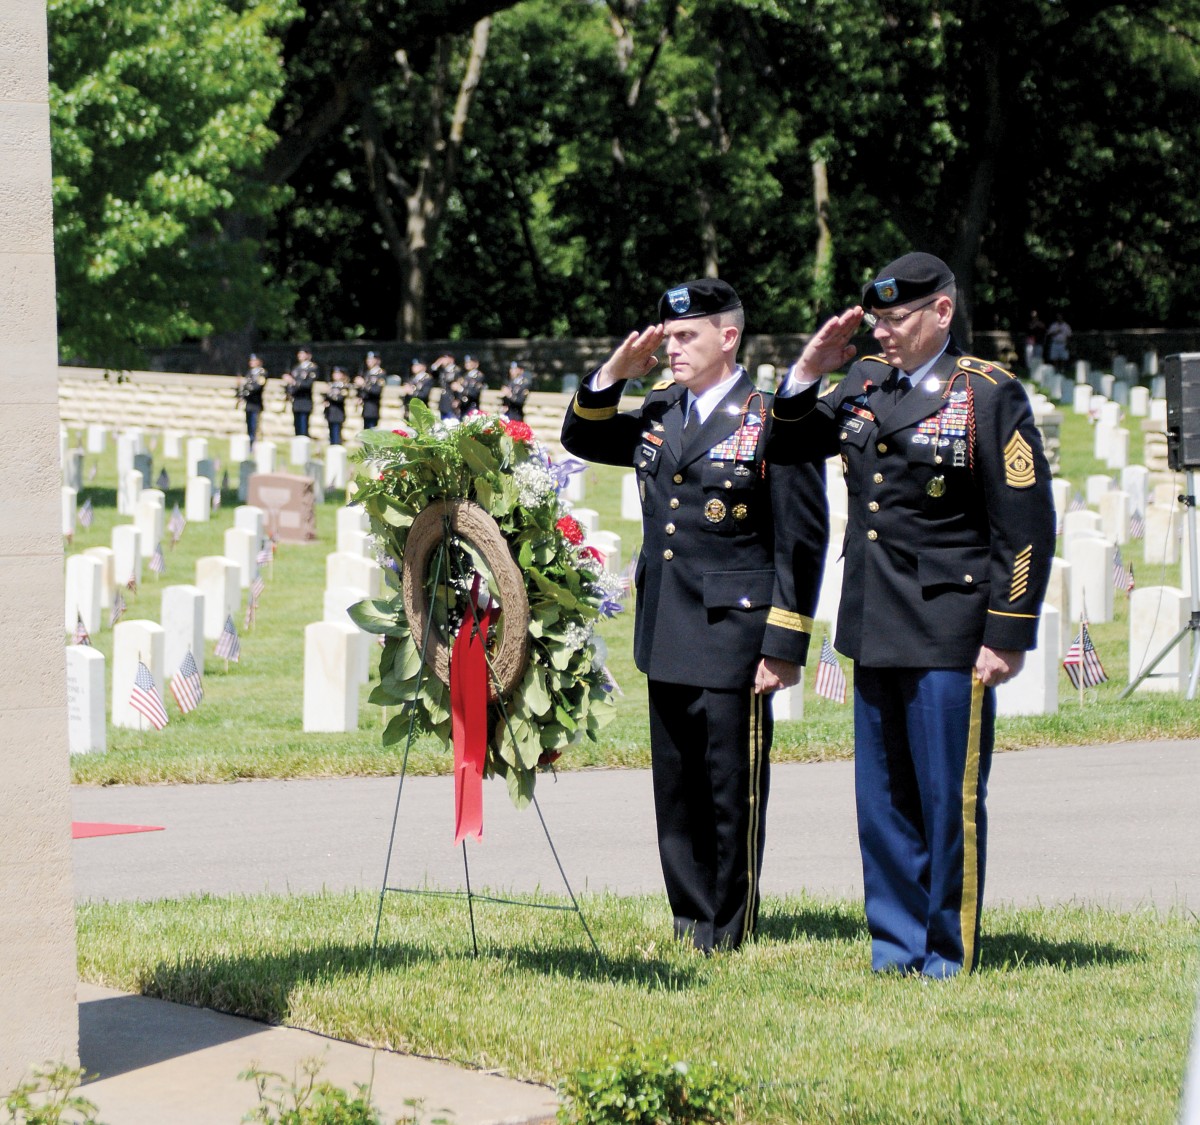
top-left (773, 252), bottom-right (1056, 978)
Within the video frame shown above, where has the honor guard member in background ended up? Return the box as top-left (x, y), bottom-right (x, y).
top-left (432, 353), bottom-right (463, 420)
top-left (400, 358), bottom-right (434, 420)
top-left (235, 353), bottom-right (267, 444)
top-left (283, 346), bottom-right (319, 437)
top-left (356, 351), bottom-right (386, 430)
top-left (562, 278), bottom-right (828, 953)
top-left (775, 252), bottom-right (1056, 977)
top-left (323, 365), bottom-right (351, 446)
top-left (501, 359), bottom-right (533, 421)
top-left (458, 354), bottom-right (487, 417)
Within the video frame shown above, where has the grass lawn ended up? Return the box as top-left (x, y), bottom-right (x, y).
top-left (77, 889), bottom-right (1200, 1123)
top-left (67, 404), bottom-right (1198, 787)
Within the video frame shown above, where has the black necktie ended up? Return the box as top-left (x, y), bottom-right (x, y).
top-left (684, 400), bottom-right (699, 433)
top-left (896, 374), bottom-right (912, 399)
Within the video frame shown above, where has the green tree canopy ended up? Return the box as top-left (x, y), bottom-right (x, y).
top-left (49, 0), bottom-right (299, 368)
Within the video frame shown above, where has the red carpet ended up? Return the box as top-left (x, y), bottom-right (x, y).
top-left (72, 822), bottom-right (164, 839)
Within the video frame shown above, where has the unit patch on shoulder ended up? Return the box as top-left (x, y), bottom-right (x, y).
top-left (1004, 431), bottom-right (1036, 488)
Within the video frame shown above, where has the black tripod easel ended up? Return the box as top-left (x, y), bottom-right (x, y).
top-left (1121, 469), bottom-right (1200, 700)
top-left (368, 515), bottom-right (602, 977)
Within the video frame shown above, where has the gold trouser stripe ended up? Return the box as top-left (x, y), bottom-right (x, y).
top-left (959, 674), bottom-right (985, 975)
top-left (571, 400), bottom-right (618, 421)
top-left (741, 691), bottom-right (764, 945)
top-left (766, 607), bottom-right (814, 633)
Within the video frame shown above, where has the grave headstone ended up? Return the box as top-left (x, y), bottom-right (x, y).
top-left (816, 511), bottom-right (847, 624)
top-left (133, 452), bottom-right (153, 489)
top-left (186, 437), bottom-right (210, 479)
top-left (1064, 535), bottom-right (1115, 623)
top-left (255, 440), bottom-right (277, 474)
top-left (586, 530), bottom-right (622, 572)
top-left (571, 507), bottom-right (600, 537)
top-left (290, 436), bottom-right (311, 467)
top-left (1104, 428), bottom-right (1129, 470)
top-left (562, 467), bottom-right (585, 503)
top-left (336, 505), bottom-right (370, 550)
top-left (303, 461), bottom-right (325, 505)
top-left (134, 489), bottom-right (165, 558)
top-left (247, 472), bottom-right (317, 542)
top-left (234, 505), bottom-right (266, 541)
top-left (1085, 474), bottom-right (1113, 507)
top-left (1062, 509), bottom-right (1102, 540)
top-left (1129, 386), bottom-right (1150, 417)
top-left (1072, 384), bottom-right (1092, 415)
top-left (184, 475), bottom-right (212, 523)
top-left (770, 674), bottom-right (804, 721)
top-left (303, 621), bottom-right (360, 732)
top-left (111, 524), bottom-right (142, 591)
top-left (163, 430), bottom-right (185, 460)
top-left (118, 468), bottom-right (144, 517)
top-left (161, 584), bottom-right (206, 679)
top-left (325, 552), bottom-right (382, 598)
top-left (64, 553), bottom-right (103, 636)
top-left (1044, 557), bottom-right (1073, 653)
top-left (826, 456), bottom-right (848, 517)
top-left (756, 363), bottom-right (777, 393)
top-left (116, 432), bottom-right (141, 482)
top-left (193, 457), bottom-right (216, 486)
top-left (83, 546), bottom-right (116, 609)
top-left (324, 445), bottom-right (349, 490)
top-left (65, 645), bottom-right (106, 754)
top-left (86, 424), bottom-right (108, 454)
top-left (195, 556), bottom-right (241, 640)
top-left (1143, 504), bottom-right (1180, 564)
top-left (621, 473), bottom-right (641, 522)
top-left (1128, 586), bottom-right (1190, 693)
top-left (61, 448), bottom-right (83, 492)
top-left (229, 434), bottom-right (252, 464)
top-left (995, 603), bottom-right (1060, 717)
top-left (224, 527), bottom-right (260, 589)
top-left (1098, 489), bottom-right (1130, 545)
top-left (111, 619), bottom-right (166, 730)
top-left (324, 585), bottom-right (372, 684)
top-left (1050, 478), bottom-right (1071, 533)
top-left (1120, 465), bottom-right (1150, 516)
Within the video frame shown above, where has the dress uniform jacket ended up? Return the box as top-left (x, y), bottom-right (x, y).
top-left (357, 373), bottom-right (385, 425)
top-left (289, 361), bottom-right (318, 416)
top-left (562, 368), bottom-right (828, 687)
top-left (502, 372), bottom-right (533, 421)
top-left (772, 343), bottom-right (1056, 667)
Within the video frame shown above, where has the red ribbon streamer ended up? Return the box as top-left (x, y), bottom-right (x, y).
top-left (450, 580), bottom-right (498, 845)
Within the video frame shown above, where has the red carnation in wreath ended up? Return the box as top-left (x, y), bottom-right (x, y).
top-left (556, 515), bottom-right (584, 545)
top-left (504, 419), bottom-right (534, 443)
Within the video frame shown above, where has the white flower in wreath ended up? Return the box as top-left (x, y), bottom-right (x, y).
top-left (561, 620), bottom-right (595, 654)
top-left (514, 459), bottom-right (555, 509)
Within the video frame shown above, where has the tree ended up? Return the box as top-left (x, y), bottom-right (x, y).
top-left (49, 0), bottom-right (299, 369)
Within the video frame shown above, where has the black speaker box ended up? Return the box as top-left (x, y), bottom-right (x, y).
top-left (1164, 353), bottom-right (1200, 471)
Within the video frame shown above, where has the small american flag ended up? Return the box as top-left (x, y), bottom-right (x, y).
top-left (256, 543), bottom-right (273, 566)
top-left (1129, 509), bottom-right (1145, 540)
top-left (149, 542), bottom-right (166, 576)
top-left (813, 635), bottom-right (847, 704)
top-left (1112, 547), bottom-right (1134, 594)
top-left (109, 589), bottom-right (127, 628)
top-left (220, 469), bottom-right (230, 493)
top-left (251, 575), bottom-right (266, 601)
top-left (130, 660), bottom-right (169, 730)
top-left (87, 462), bottom-right (98, 482)
top-left (126, 570), bottom-right (138, 595)
top-left (1063, 619), bottom-right (1108, 689)
top-left (73, 613), bottom-right (92, 646)
top-left (215, 614), bottom-right (241, 662)
top-left (168, 503), bottom-right (186, 545)
top-left (169, 650), bottom-right (204, 714)
top-left (1068, 490), bottom-right (1088, 513)
top-left (211, 486), bottom-right (222, 512)
top-left (156, 468), bottom-right (170, 490)
top-left (78, 498), bottom-right (94, 528)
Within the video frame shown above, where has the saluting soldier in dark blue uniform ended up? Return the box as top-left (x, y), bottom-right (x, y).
top-left (562, 279), bottom-right (828, 953)
top-left (774, 252), bottom-right (1056, 977)
top-left (356, 351), bottom-right (387, 431)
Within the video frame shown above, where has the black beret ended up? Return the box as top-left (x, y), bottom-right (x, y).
top-left (658, 278), bottom-right (742, 322)
top-left (862, 252), bottom-right (954, 309)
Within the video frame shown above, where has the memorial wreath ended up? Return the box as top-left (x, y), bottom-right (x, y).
top-left (349, 401), bottom-right (619, 819)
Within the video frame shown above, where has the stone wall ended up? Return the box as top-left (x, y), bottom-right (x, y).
top-left (0, 0), bottom-right (79, 1088)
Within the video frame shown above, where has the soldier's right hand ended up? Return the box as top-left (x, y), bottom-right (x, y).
top-left (594, 326), bottom-right (664, 391)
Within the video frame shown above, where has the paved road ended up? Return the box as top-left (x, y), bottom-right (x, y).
top-left (74, 739), bottom-right (1200, 913)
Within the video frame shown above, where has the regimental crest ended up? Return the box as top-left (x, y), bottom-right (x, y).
top-left (873, 277), bottom-right (899, 303)
top-left (666, 286), bottom-right (692, 315)
top-left (1004, 431), bottom-right (1036, 488)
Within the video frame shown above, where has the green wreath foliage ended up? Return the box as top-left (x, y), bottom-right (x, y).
top-left (349, 401), bottom-right (619, 808)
